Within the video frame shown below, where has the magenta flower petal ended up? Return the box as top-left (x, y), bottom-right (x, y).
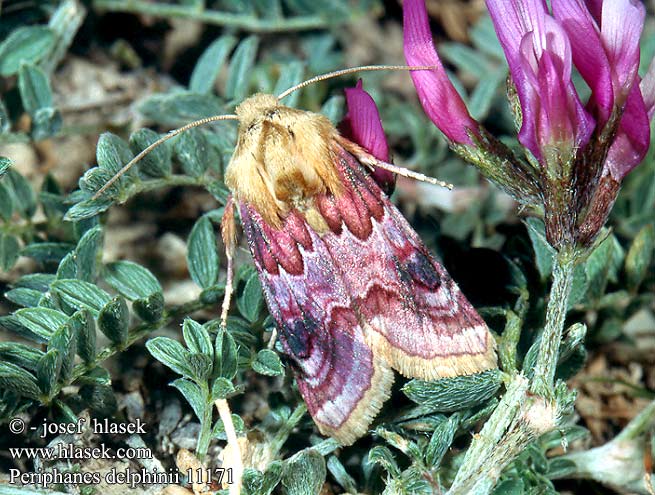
top-left (403, 0), bottom-right (479, 145)
top-left (600, 0), bottom-right (645, 99)
top-left (340, 80), bottom-right (395, 191)
top-left (342, 80), bottom-right (390, 162)
top-left (487, 0), bottom-right (593, 161)
top-left (640, 55), bottom-right (655, 120)
top-left (552, 0), bottom-right (612, 120)
top-left (554, 0), bottom-right (645, 124)
top-left (604, 82), bottom-right (651, 179)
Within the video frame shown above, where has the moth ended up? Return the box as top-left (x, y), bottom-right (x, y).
top-left (97, 68), bottom-right (497, 446)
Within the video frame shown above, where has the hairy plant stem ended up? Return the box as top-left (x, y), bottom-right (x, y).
top-left (93, 0), bottom-right (333, 32)
top-left (195, 382), bottom-right (214, 462)
top-left (531, 248), bottom-right (577, 396)
top-left (448, 249), bottom-right (578, 494)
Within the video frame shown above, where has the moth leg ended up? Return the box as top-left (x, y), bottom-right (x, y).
top-left (220, 195), bottom-right (237, 328)
top-left (215, 398), bottom-right (243, 495)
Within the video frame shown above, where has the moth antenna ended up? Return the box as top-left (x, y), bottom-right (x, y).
top-left (276, 64), bottom-right (438, 101)
top-left (92, 114), bottom-right (239, 200)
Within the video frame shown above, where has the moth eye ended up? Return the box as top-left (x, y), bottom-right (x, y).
top-left (265, 109), bottom-right (279, 119)
top-left (288, 127), bottom-right (295, 139)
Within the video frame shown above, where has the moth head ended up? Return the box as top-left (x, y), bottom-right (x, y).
top-left (235, 93), bottom-right (280, 131)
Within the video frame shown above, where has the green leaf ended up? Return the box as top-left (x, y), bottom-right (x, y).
top-left (80, 384), bottom-right (117, 416)
top-left (211, 377), bottom-right (235, 400)
top-left (251, 349), bottom-right (283, 376)
top-left (70, 310), bottom-right (96, 363)
top-left (625, 224), bottom-right (654, 290)
top-left (171, 378), bottom-right (206, 421)
top-left (0, 101), bottom-right (9, 134)
top-left (103, 260), bottom-right (162, 300)
top-left (225, 36), bottom-right (259, 101)
top-left (0, 156), bottom-right (10, 177)
top-left (174, 128), bottom-right (212, 177)
top-left (403, 369), bottom-right (501, 411)
top-left (0, 182), bottom-right (14, 220)
top-left (425, 414), bottom-right (458, 467)
top-left (97, 296), bottom-right (129, 345)
top-left (214, 327), bottom-right (238, 380)
top-left (0, 362), bottom-right (41, 399)
top-left (0, 343), bottom-right (44, 371)
top-left (18, 63), bottom-right (61, 139)
top-left (0, 232), bottom-right (20, 271)
top-left (187, 353), bottom-right (213, 381)
top-left (56, 251), bottom-right (77, 279)
top-left (237, 268), bottom-right (263, 323)
top-left (0, 26), bottom-right (55, 76)
top-left (187, 216), bottom-right (220, 288)
top-left (547, 458), bottom-right (577, 479)
top-left (18, 64), bottom-right (52, 111)
top-left (281, 450), bottom-right (326, 495)
top-left (492, 479), bottom-right (525, 495)
top-left (0, 315), bottom-right (46, 343)
top-left (21, 242), bottom-right (74, 264)
top-left (78, 167), bottom-right (118, 196)
top-left (48, 321), bottom-right (76, 380)
top-left (468, 68), bottom-right (504, 120)
top-left (74, 226), bottom-right (103, 282)
top-left (326, 456), bottom-right (357, 494)
top-left (212, 413), bottom-right (245, 440)
top-left (4, 288), bottom-right (43, 308)
top-left (273, 61), bottom-right (304, 108)
top-left (138, 91), bottom-right (225, 125)
top-left (189, 35), bottom-right (237, 93)
top-left (525, 218), bottom-right (555, 279)
top-left (51, 279), bottom-right (112, 315)
top-left (31, 106), bottom-right (63, 141)
top-left (367, 446), bottom-right (400, 476)
top-left (37, 349), bottom-right (62, 396)
top-left (15, 273), bottom-right (55, 291)
top-left (129, 128), bottom-right (172, 178)
top-left (146, 337), bottom-right (194, 378)
top-left (440, 42), bottom-right (494, 79)
top-left (320, 95), bottom-right (344, 124)
top-left (182, 319), bottom-right (213, 358)
top-left (133, 292), bottom-right (165, 323)
top-left (15, 307), bottom-right (69, 340)
top-left (96, 132), bottom-right (134, 175)
top-left (5, 169), bottom-right (36, 218)
top-left (64, 198), bottom-right (112, 221)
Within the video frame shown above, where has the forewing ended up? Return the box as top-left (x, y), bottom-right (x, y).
top-left (239, 204), bottom-right (393, 445)
top-left (315, 144), bottom-right (497, 380)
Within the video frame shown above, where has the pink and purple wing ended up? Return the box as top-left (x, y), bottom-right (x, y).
top-left (238, 138), bottom-right (496, 444)
top-left (239, 205), bottom-right (394, 445)
top-left (314, 144), bottom-right (496, 380)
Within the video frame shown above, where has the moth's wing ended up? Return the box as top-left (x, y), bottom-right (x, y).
top-left (316, 144), bottom-right (497, 381)
top-left (239, 204), bottom-right (394, 445)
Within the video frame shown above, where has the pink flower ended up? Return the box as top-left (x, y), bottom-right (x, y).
top-left (486, 0), bottom-right (594, 162)
top-left (402, 0), bottom-right (480, 145)
top-left (402, 0), bottom-right (655, 248)
top-left (552, 0), bottom-right (649, 180)
top-left (340, 80), bottom-right (395, 192)
top-left (553, 0), bottom-right (645, 122)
